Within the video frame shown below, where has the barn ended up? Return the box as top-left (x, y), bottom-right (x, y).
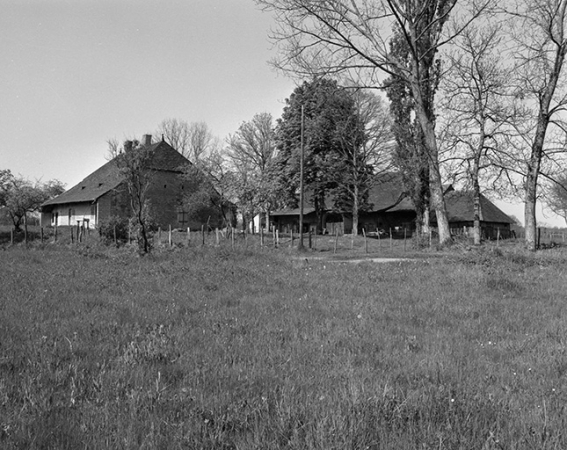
top-left (270, 173), bottom-right (514, 238)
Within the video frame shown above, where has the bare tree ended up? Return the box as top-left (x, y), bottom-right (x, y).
top-left (333, 91), bottom-right (393, 235)
top-left (156, 119), bottom-right (219, 163)
top-left (504, 0), bottom-right (567, 250)
top-left (438, 24), bottom-right (515, 245)
top-left (547, 174), bottom-right (567, 224)
top-left (227, 112), bottom-right (277, 231)
top-left (109, 139), bottom-right (155, 254)
top-left (255, 0), bottom-right (490, 245)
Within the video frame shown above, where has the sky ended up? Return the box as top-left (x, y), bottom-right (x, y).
top-left (0, 0), bottom-right (564, 227)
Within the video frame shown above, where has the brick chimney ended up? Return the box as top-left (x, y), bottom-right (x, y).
top-left (143, 134), bottom-right (152, 146)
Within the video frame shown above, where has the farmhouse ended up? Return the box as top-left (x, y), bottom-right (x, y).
top-left (41, 135), bottom-right (211, 230)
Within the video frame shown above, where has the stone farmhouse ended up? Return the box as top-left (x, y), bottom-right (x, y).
top-left (41, 135), bottom-right (217, 230)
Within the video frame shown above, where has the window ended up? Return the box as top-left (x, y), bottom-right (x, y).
top-left (177, 210), bottom-right (189, 226)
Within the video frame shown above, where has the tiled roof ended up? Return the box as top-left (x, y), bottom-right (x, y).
top-left (444, 190), bottom-right (514, 224)
top-left (366, 173), bottom-right (409, 212)
top-left (271, 207), bottom-right (316, 216)
top-left (42, 141), bottom-right (188, 207)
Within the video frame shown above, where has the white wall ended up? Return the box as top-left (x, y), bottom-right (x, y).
top-left (42, 203), bottom-right (96, 228)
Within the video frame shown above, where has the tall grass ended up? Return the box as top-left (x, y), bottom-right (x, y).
top-left (1, 241), bottom-right (567, 448)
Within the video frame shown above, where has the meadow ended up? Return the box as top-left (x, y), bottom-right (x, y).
top-left (1, 232), bottom-right (567, 449)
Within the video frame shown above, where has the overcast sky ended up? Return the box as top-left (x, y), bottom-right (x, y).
top-left (0, 0), bottom-right (563, 226)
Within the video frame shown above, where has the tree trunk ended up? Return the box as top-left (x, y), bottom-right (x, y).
top-left (352, 184), bottom-right (359, 236)
top-left (473, 158), bottom-right (481, 246)
top-left (411, 81), bottom-right (451, 245)
top-left (524, 166), bottom-right (539, 251)
top-left (524, 111), bottom-right (548, 251)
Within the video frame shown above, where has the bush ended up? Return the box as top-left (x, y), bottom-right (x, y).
top-left (97, 216), bottom-right (130, 244)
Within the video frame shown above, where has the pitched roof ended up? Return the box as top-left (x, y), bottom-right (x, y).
top-left (366, 173), bottom-right (411, 212)
top-left (444, 191), bottom-right (514, 224)
top-left (42, 141), bottom-right (188, 207)
top-left (271, 207), bottom-right (316, 216)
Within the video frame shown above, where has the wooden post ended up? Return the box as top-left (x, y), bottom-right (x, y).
top-left (429, 230), bottom-right (432, 248)
top-left (537, 227), bottom-right (541, 249)
top-left (10, 228), bottom-right (13, 245)
top-left (260, 226), bottom-right (264, 247)
top-left (377, 230), bottom-right (381, 249)
top-left (276, 230), bottom-right (279, 248)
top-left (334, 229), bottom-right (338, 254)
top-left (308, 230), bottom-right (312, 249)
top-left (497, 228), bottom-right (500, 247)
top-left (231, 227), bottom-right (235, 249)
top-left (202, 225), bottom-right (205, 246)
top-left (113, 225), bottom-right (116, 246)
top-left (24, 214), bottom-right (28, 246)
top-left (290, 229), bottom-right (294, 248)
top-left (351, 231), bottom-right (354, 250)
top-left (404, 228), bottom-right (407, 251)
top-left (363, 228), bottom-right (368, 253)
top-left (22, 214), bottom-right (28, 246)
top-left (215, 228), bottom-right (219, 246)
top-left (389, 228), bottom-right (392, 249)
top-left (273, 226), bottom-right (276, 248)
top-left (77, 221), bottom-right (81, 243)
top-left (71, 226), bottom-right (75, 244)
top-left (169, 225), bottom-right (172, 247)
top-left (54, 224), bottom-right (58, 242)
top-left (41, 227), bottom-right (44, 244)
top-left (187, 227), bottom-right (190, 246)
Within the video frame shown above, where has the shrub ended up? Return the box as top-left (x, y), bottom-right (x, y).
top-left (97, 216), bottom-right (130, 244)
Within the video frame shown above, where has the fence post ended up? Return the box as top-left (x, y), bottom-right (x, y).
top-left (10, 228), bottom-right (13, 245)
top-left (202, 225), bottom-right (205, 246)
top-left (276, 230), bottom-right (279, 248)
top-left (72, 226), bottom-right (75, 244)
top-left (309, 230), bottom-right (312, 249)
top-left (260, 226), bottom-right (264, 247)
top-left (169, 225), bottom-right (172, 247)
top-left (187, 227), bottom-right (190, 246)
top-left (290, 229), bottom-right (294, 248)
top-left (231, 227), bottom-right (235, 249)
top-left (41, 227), bottom-right (44, 244)
top-left (363, 228), bottom-right (368, 254)
top-left (54, 224), bottom-right (58, 242)
top-left (334, 229), bottom-right (338, 254)
top-left (215, 228), bottom-right (219, 246)
top-left (389, 228), bottom-right (392, 249)
top-left (404, 228), bottom-right (407, 252)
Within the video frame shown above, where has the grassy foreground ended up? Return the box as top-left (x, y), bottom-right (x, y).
top-left (1, 241), bottom-right (567, 449)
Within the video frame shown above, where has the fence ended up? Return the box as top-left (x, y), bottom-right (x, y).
top-left (3, 222), bottom-right (532, 253)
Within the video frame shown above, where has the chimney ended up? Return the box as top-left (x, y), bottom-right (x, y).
top-left (143, 134), bottom-right (152, 146)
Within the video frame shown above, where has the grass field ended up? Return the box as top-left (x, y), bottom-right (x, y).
top-left (1, 234), bottom-right (567, 449)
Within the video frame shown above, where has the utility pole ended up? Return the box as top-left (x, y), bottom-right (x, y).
top-left (298, 105), bottom-right (305, 250)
